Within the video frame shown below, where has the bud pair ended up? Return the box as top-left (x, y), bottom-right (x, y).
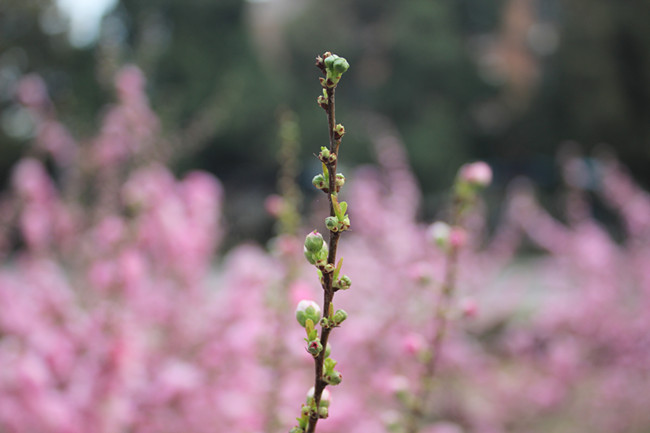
top-left (321, 52), bottom-right (350, 88)
top-left (321, 309), bottom-right (348, 329)
top-left (318, 146), bottom-right (337, 164)
top-left (325, 215), bottom-right (350, 233)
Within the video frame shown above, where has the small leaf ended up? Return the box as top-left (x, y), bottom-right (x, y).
top-left (322, 163), bottom-right (329, 184)
top-left (331, 195), bottom-right (343, 220)
top-left (333, 258), bottom-right (343, 280)
top-left (340, 201), bottom-right (347, 215)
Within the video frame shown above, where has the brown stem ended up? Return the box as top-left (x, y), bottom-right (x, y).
top-left (305, 85), bottom-right (343, 433)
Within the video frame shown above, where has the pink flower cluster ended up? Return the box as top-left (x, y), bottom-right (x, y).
top-left (1, 67), bottom-right (650, 433)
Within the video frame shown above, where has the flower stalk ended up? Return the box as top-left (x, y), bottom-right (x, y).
top-left (290, 52), bottom-right (350, 433)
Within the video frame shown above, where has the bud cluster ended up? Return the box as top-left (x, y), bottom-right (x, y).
top-left (316, 52), bottom-right (350, 88)
top-left (321, 308), bottom-right (348, 329)
top-left (318, 146), bottom-right (337, 164)
top-left (312, 172), bottom-right (345, 194)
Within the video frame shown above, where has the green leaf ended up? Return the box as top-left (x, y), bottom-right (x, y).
top-left (331, 195), bottom-right (343, 220)
top-left (333, 258), bottom-right (343, 280)
top-left (322, 163), bottom-right (329, 184)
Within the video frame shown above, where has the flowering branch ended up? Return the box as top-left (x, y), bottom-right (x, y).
top-left (404, 162), bottom-right (492, 433)
top-left (290, 52), bottom-right (351, 433)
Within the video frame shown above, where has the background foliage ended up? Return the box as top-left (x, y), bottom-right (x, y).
top-left (2, 0), bottom-right (650, 239)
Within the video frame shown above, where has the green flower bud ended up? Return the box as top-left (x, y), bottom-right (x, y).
top-left (323, 53), bottom-right (335, 69)
top-left (304, 243), bottom-right (328, 266)
top-left (304, 230), bottom-right (325, 253)
top-left (323, 370), bottom-right (343, 386)
top-left (340, 216), bottom-right (351, 232)
top-left (322, 53), bottom-right (350, 87)
top-left (290, 427), bottom-right (304, 433)
top-left (331, 57), bottom-right (349, 75)
top-left (334, 124), bottom-right (345, 139)
top-left (335, 173), bottom-right (345, 189)
top-left (296, 300), bottom-right (321, 327)
top-left (335, 275), bottom-right (352, 290)
top-left (307, 339), bottom-right (323, 356)
top-left (325, 216), bottom-right (339, 232)
top-left (312, 174), bottom-right (327, 191)
top-left (333, 309), bottom-right (348, 325)
top-left (318, 406), bottom-right (329, 419)
top-left (317, 89), bottom-right (328, 109)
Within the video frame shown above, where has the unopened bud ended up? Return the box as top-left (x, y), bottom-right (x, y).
top-left (335, 275), bottom-right (352, 290)
top-left (304, 230), bottom-right (325, 253)
top-left (323, 370), bottom-right (343, 385)
top-left (325, 216), bottom-right (339, 232)
top-left (296, 300), bottom-right (321, 327)
top-left (322, 53), bottom-right (350, 87)
top-left (304, 246), bottom-right (328, 266)
top-left (320, 388), bottom-right (332, 407)
top-left (317, 89), bottom-right (328, 109)
top-left (318, 406), bottom-right (329, 419)
top-left (458, 161), bottom-right (492, 188)
top-left (307, 339), bottom-right (323, 356)
top-left (341, 216), bottom-right (350, 231)
top-left (334, 124), bottom-right (345, 139)
top-left (312, 174), bottom-right (327, 191)
top-left (335, 173), bottom-right (345, 188)
top-left (333, 309), bottom-right (348, 325)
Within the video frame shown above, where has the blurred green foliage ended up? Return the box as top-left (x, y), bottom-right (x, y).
top-left (2, 0), bottom-right (650, 235)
